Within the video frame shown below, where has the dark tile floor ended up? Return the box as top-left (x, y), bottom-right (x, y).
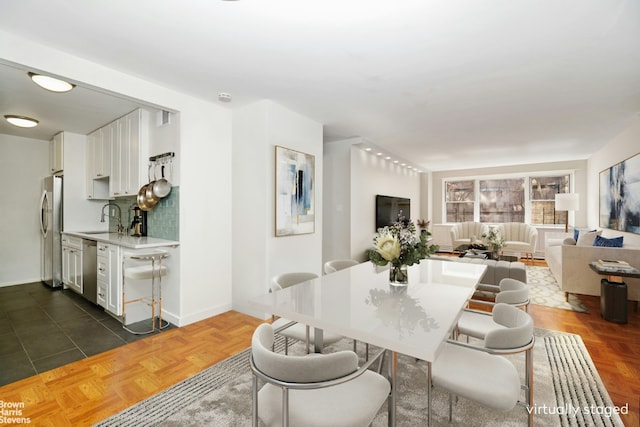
top-left (0, 281), bottom-right (172, 387)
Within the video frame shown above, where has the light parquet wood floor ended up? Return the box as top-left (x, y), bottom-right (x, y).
top-left (1, 270), bottom-right (638, 426)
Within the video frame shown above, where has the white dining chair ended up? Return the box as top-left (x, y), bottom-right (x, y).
top-left (270, 272), bottom-right (343, 354)
top-left (323, 259), bottom-right (359, 274)
top-left (432, 303), bottom-right (535, 426)
top-left (250, 323), bottom-right (390, 427)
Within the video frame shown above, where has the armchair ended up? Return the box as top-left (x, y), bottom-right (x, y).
top-left (497, 223), bottom-right (538, 262)
top-left (250, 323), bottom-right (390, 427)
top-left (450, 222), bottom-right (489, 249)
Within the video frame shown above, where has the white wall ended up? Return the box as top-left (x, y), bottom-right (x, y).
top-left (323, 140), bottom-right (422, 264)
top-left (587, 116), bottom-right (640, 247)
top-left (0, 135), bottom-right (48, 286)
top-left (147, 109), bottom-right (181, 186)
top-left (232, 101), bottom-right (323, 318)
top-left (1, 31), bottom-right (232, 326)
top-left (323, 139), bottom-right (352, 263)
top-left (350, 144), bottom-right (422, 262)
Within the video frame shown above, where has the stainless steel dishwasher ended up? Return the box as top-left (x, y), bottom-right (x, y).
top-left (82, 239), bottom-right (98, 304)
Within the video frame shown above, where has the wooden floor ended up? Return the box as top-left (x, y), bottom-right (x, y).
top-left (1, 266), bottom-right (638, 426)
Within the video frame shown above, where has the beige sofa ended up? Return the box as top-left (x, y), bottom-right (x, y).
top-left (545, 231), bottom-right (640, 301)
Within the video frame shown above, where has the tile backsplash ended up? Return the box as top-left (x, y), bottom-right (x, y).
top-left (110, 186), bottom-right (180, 241)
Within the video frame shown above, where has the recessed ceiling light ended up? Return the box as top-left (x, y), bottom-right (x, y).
top-left (4, 115), bottom-right (39, 128)
top-left (364, 147), bottom-right (372, 152)
top-left (376, 152), bottom-right (383, 156)
top-left (393, 160), bottom-right (399, 164)
top-left (385, 156), bottom-right (391, 160)
top-left (28, 72), bottom-right (75, 93)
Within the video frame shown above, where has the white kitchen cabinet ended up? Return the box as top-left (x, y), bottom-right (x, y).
top-left (96, 242), bottom-right (109, 308)
top-left (87, 124), bottom-right (112, 179)
top-left (110, 109), bottom-right (148, 197)
top-left (50, 132), bottom-right (64, 174)
top-left (86, 125), bottom-right (112, 200)
top-left (96, 242), bottom-right (123, 316)
top-left (61, 236), bottom-right (82, 294)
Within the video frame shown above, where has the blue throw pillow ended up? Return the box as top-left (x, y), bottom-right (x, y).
top-left (593, 235), bottom-right (624, 247)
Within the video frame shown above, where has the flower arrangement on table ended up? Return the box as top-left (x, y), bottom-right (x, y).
top-left (367, 218), bottom-right (439, 284)
top-left (482, 227), bottom-right (505, 256)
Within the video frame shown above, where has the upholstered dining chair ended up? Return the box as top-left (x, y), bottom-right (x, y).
top-left (470, 278), bottom-right (530, 312)
top-left (432, 303), bottom-right (535, 426)
top-left (323, 259), bottom-right (359, 275)
top-left (250, 323), bottom-right (390, 427)
top-left (271, 272), bottom-right (343, 354)
top-left (322, 258), bottom-right (368, 357)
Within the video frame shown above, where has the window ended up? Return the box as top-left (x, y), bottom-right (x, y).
top-left (445, 180), bottom-right (474, 222)
top-left (530, 175), bottom-right (570, 225)
top-left (479, 178), bottom-right (524, 223)
top-left (444, 173), bottom-right (572, 225)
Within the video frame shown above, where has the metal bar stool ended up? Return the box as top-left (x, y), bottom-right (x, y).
top-left (122, 250), bottom-right (169, 334)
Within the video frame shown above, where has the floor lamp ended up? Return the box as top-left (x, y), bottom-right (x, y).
top-left (555, 193), bottom-right (579, 233)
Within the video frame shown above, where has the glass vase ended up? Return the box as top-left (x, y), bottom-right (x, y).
top-left (389, 264), bottom-right (408, 287)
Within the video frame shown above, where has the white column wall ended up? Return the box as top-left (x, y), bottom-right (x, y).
top-left (323, 140), bottom-right (352, 263)
top-left (232, 101), bottom-right (323, 318)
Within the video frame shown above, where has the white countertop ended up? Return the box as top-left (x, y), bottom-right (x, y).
top-left (63, 231), bottom-right (179, 249)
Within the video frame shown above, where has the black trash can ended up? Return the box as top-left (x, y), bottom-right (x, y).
top-left (600, 278), bottom-right (628, 324)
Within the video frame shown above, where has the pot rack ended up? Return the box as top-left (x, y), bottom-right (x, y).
top-left (149, 151), bottom-right (175, 163)
top-left (148, 151), bottom-right (174, 179)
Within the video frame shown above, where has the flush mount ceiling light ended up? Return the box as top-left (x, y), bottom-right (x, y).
top-left (28, 72), bottom-right (75, 93)
top-left (4, 115), bottom-right (39, 128)
top-left (218, 92), bottom-right (232, 103)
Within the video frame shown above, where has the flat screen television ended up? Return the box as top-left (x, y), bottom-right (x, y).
top-left (375, 195), bottom-right (410, 230)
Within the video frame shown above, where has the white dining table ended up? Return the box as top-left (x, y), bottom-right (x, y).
top-left (249, 258), bottom-right (487, 427)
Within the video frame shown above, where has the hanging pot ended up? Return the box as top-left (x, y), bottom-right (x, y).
top-left (152, 165), bottom-right (172, 198)
top-left (145, 181), bottom-right (160, 204)
top-left (137, 184), bottom-right (157, 211)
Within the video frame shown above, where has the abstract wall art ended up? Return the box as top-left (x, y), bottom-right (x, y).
top-left (599, 152), bottom-right (640, 234)
top-left (275, 146), bottom-right (315, 236)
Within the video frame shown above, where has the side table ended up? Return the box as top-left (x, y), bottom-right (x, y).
top-left (589, 262), bottom-right (640, 324)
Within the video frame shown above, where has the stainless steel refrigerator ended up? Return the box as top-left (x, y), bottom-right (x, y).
top-left (40, 175), bottom-right (63, 287)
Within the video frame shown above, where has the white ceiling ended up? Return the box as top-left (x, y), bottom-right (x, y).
top-left (1, 0), bottom-right (639, 171)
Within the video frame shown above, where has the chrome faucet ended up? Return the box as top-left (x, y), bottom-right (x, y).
top-left (101, 203), bottom-right (124, 234)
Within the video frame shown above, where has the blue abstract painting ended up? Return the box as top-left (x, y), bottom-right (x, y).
top-left (275, 146), bottom-right (315, 236)
top-left (599, 152), bottom-right (640, 234)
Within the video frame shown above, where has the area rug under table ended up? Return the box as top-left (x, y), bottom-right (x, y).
top-left (95, 329), bottom-right (623, 427)
top-left (526, 266), bottom-right (588, 313)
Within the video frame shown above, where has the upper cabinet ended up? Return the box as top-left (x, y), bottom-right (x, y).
top-left (86, 108), bottom-right (149, 199)
top-left (50, 132), bottom-right (64, 174)
top-left (86, 122), bottom-right (114, 200)
top-left (87, 123), bottom-right (113, 179)
top-left (110, 109), bottom-right (149, 198)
